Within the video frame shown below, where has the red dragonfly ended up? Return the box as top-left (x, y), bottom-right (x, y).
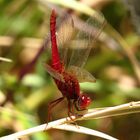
top-left (45, 9), bottom-right (105, 121)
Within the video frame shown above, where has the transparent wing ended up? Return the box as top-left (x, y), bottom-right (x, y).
top-left (55, 14), bottom-right (76, 68)
top-left (45, 13), bottom-right (76, 66)
top-left (68, 12), bottom-right (106, 68)
top-left (44, 63), bottom-right (64, 82)
top-left (68, 65), bottom-right (96, 83)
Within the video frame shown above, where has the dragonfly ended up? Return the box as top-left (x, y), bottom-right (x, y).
top-left (45, 9), bottom-right (105, 121)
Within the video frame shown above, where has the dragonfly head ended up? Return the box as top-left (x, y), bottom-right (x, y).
top-left (77, 94), bottom-right (91, 110)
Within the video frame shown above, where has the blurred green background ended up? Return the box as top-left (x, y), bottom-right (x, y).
top-left (0, 0), bottom-right (140, 140)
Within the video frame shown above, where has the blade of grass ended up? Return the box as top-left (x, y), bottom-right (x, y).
top-left (1, 101), bottom-right (140, 140)
top-left (0, 57), bottom-right (12, 62)
top-left (38, 0), bottom-right (103, 23)
top-left (53, 124), bottom-right (118, 140)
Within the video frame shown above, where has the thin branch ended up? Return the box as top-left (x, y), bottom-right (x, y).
top-left (0, 57), bottom-right (12, 63)
top-left (83, 101), bottom-right (140, 120)
top-left (54, 124), bottom-right (118, 140)
top-left (1, 101), bottom-right (140, 140)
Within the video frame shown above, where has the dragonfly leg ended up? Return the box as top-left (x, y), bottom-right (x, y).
top-left (74, 100), bottom-right (86, 111)
top-left (73, 100), bottom-right (87, 117)
top-left (47, 97), bottom-right (65, 122)
top-left (67, 100), bottom-right (80, 128)
top-left (67, 100), bottom-right (76, 121)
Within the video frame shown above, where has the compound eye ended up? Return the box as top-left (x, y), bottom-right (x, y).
top-left (78, 94), bottom-right (91, 110)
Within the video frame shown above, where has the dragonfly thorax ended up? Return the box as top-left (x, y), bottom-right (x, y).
top-left (55, 71), bottom-right (80, 99)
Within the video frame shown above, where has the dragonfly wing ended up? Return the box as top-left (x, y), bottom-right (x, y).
top-left (68, 12), bottom-right (106, 68)
top-left (56, 14), bottom-right (76, 67)
top-left (46, 13), bottom-right (76, 67)
top-left (68, 66), bottom-right (96, 83)
top-left (45, 63), bottom-right (64, 82)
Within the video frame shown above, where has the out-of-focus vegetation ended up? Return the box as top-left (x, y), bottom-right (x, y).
top-left (0, 0), bottom-right (140, 140)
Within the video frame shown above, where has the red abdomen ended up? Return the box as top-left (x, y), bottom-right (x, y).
top-left (54, 71), bottom-right (80, 99)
